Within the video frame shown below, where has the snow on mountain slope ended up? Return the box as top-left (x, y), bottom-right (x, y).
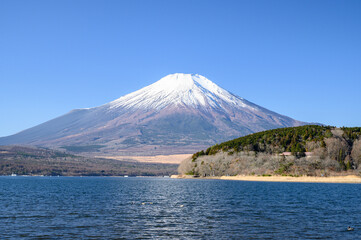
top-left (0, 73), bottom-right (307, 155)
top-left (107, 73), bottom-right (254, 110)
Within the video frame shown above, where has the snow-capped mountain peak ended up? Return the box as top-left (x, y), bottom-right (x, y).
top-left (0, 73), bottom-right (306, 155)
top-left (108, 73), bottom-right (252, 110)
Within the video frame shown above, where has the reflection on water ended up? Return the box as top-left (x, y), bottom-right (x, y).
top-left (1, 177), bottom-right (360, 239)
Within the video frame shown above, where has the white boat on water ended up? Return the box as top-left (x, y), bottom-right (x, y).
top-left (10, 173), bottom-right (17, 177)
top-left (124, 175), bottom-right (129, 178)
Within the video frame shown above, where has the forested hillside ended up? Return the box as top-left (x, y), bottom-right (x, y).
top-left (179, 126), bottom-right (361, 177)
top-left (0, 146), bottom-right (177, 176)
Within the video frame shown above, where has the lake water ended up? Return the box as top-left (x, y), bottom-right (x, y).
top-left (1, 176), bottom-right (360, 239)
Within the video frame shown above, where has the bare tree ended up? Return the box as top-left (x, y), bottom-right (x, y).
top-left (178, 157), bottom-right (195, 175)
top-left (325, 138), bottom-right (348, 161)
top-left (351, 139), bottom-right (361, 167)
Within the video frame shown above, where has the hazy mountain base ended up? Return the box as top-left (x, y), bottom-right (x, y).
top-left (0, 146), bottom-right (178, 176)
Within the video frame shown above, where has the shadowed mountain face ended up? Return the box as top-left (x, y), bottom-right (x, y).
top-left (0, 73), bottom-right (306, 155)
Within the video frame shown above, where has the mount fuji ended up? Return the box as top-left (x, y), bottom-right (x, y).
top-left (0, 73), bottom-right (306, 155)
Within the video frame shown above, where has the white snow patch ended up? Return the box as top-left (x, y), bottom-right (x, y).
top-left (106, 73), bottom-right (257, 111)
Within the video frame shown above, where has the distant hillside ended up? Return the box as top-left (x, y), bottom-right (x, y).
top-left (178, 125), bottom-right (361, 177)
top-left (0, 146), bottom-right (177, 176)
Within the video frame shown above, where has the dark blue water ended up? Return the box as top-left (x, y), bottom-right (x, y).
top-left (1, 177), bottom-right (360, 239)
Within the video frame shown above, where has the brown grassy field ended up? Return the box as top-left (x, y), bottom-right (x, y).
top-left (98, 154), bottom-right (191, 164)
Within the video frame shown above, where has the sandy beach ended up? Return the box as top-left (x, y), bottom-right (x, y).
top-left (171, 174), bottom-right (361, 183)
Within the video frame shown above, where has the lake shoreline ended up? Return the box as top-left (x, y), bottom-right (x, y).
top-left (171, 174), bottom-right (361, 183)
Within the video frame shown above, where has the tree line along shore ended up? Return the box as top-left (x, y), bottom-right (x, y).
top-left (178, 125), bottom-right (361, 178)
top-left (0, 146), bottom-right (178, 176)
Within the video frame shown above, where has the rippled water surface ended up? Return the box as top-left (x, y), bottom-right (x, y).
top-left (1, 176), bottom-right (361, 239)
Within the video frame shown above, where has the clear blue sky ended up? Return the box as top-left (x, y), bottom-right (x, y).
top-left (1, 0), bottom-right (360, 137)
